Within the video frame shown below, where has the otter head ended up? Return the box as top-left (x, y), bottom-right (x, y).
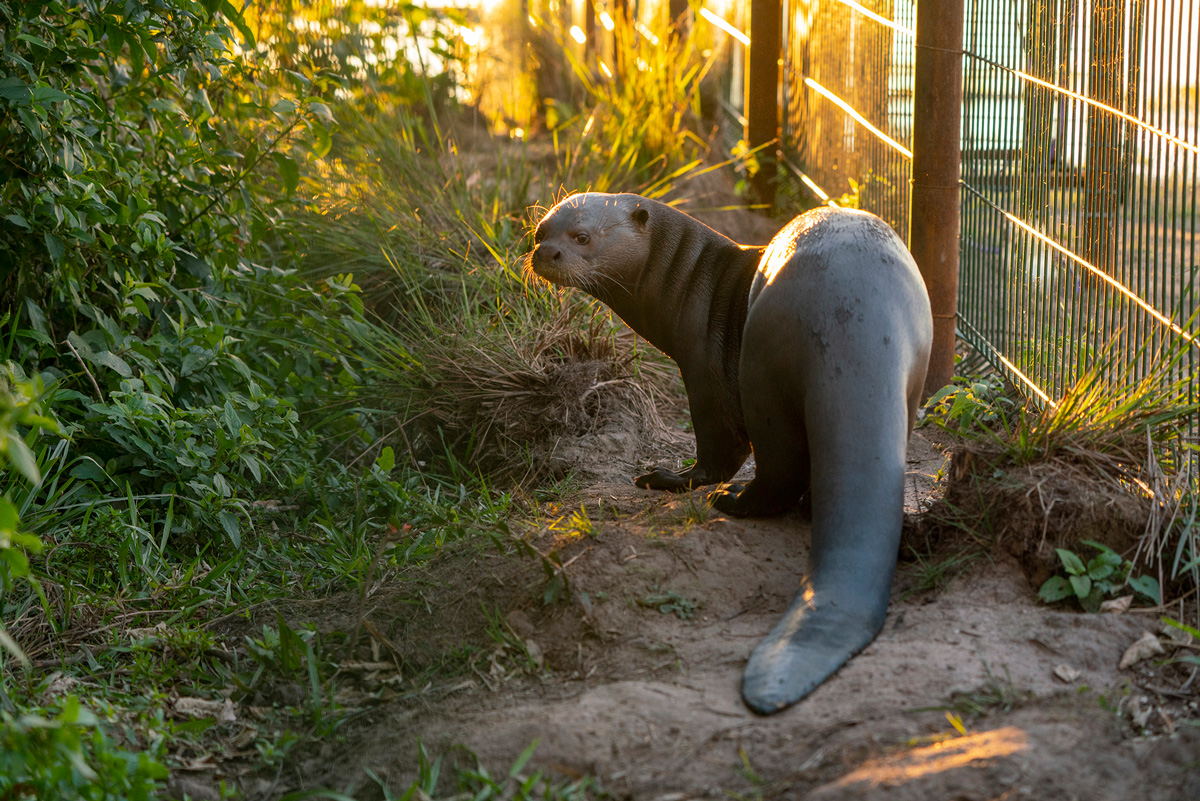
top-left (527, 193), bottom-right (651, 299)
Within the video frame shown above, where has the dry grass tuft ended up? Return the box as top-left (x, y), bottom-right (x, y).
top-left (402, 304), bottom-right (679, 485)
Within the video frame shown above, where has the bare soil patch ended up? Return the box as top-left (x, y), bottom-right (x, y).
top-left (241, 422), bottom-right (1197, 801)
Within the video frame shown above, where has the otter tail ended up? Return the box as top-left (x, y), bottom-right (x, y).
top-left (739, 392), bottom-right (910, 715)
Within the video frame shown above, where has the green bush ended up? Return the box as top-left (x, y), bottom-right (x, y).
top-left (0, 696), bottom-right (167, 801)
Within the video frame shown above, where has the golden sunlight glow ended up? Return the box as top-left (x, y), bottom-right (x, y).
top-left (759, 236), bottom-right (797, 285)
top-left (599, 11), bottom-right (616, 32)
top-left (457, 25), bottom-right (480, 46)
top-left (996, 352), bottom-right (1056, 408)
top-left (635, 20), bottom-right (660, 45)
top-left (636, 57), bottom-right (649, 71)
top-left (829, 727), bottom-right (1028, 789)
top-left (805, 77), bottom-right (913, 159)
top-left (512, 127), bottom-right (525, 139)
top-left (569, 25), bottom-right (587, 44)
top-left (583, 112), bottom-right (596, 135)
top-left (799, 172), bottom-right (830, 201)
top-left (598, 61), bottom-right (613, 79)
top-left (831, 0), bottom-right (911, 35)
top-left (699, 8), bottom-right (749, 46)
top-left (528, 14), bottom-right (537, 27)
top-left (997, 205), bottom-right (1199, 352)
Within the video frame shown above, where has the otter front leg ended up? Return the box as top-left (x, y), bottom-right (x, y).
top-left (635, 375), bottom-right (750, 492)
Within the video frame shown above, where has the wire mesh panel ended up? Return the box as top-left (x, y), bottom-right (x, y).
top-left (958, 0), bottom-right (1199, 402)
top-left (782, 0), bottom-right (917, 238)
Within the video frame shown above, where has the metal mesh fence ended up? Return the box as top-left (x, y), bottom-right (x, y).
top-left (780, 0), bottom-right (1199, 404)
top-left (959, 0), bottom-right (1198, 402)
top-left (782, 0), bottom-right (917, 238)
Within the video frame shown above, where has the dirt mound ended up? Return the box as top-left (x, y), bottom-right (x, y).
top-left (918, 441), bottom-right (1156, 591)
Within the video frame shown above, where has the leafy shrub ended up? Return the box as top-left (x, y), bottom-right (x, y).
top-left (0, 696), bottom-right (167, 801)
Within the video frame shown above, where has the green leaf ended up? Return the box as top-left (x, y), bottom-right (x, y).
top-left (92, 350), bottom-right (133, 377)
top-left (3, 432), bottom-right (41, 484)
top-left (0, 76), bottom-right (30, 102)
top-left (308, 101), bottom-right (334, 122)
top-left (1068, 573), bottom-right (1092, 599)
top-left (508, 739), bottom-right (540, 778)
top-left (217, 509), bottom-right (241, 548)
top-left (273, 153), bottom-right (299, 195)
top-left (0, 495), bottom-right (19, 532)
top-left (376, 445), bottom-right (395, 472)
top-left (271, 98), bottom-right (297, 116)
top-left (31, 87), bottom-right (70, 104)
top-left (5, 213), bottom-right (31, 230)
top-left (1038, 576), bottom-right (1074, 603)
top-left (1128, 574), bottom-right (1160, 604)
top-left (1086, 554), bottom-right (1117, 581)
top-left (312, 123), bottom-right (332, 158)
top-left (220, 1), bottom-right (257, 47)
top-left (43, 232), bottom-right (64, 264)
top-left (1056, 548), bottom-right (1086, 576)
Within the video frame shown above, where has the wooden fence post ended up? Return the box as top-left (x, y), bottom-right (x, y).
top-left (909, 0), bottom-right (965, 396)
top-left (746, 0), bottom-right (781, 206)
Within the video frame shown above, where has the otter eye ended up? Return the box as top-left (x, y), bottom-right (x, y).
top-left (574, 232), bottom-right (590, 245)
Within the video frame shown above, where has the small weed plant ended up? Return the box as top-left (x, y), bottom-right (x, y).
top-left (1038, 540), bottom-right (1161, 611)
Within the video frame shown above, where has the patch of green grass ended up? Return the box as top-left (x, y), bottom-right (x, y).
top-left (899, 549), bottom-right (986, 600)
top-left (921, 662), bottom-right (1031, 719)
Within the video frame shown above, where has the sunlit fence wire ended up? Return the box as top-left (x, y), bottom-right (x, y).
top-left (958, 0), bottom-right (1199, 402)
top-left (782, 0), bottom-right (916, 238)
top-left (777, 0), bottom-right (1199, 404)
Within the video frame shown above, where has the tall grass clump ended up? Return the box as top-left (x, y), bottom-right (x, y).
top-left (293, 6), bottom-right (740, 484)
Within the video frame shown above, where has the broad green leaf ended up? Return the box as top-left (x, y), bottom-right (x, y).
top-left (1038, 576), bottom-right (1074, 603)
top-left (1056, 548), bottom-right (1086, 576)
top-left (31, 86), bottom-right (70, 104)
top-left (376, 445), bottom-right (395, 472)
top-left (1128, 574), bottom-right (1161, 604)
top-left (273, 152), bottom-right (299, 195)
top-left (1068, 574), bottom-right (1091, 599)
top-left (217, 509), bottom-right (241, 548)
top-left (0, 76), bottom-right (30, 102)
top-left (92, 350), bottom-right (133, 377)
top-left (3, 431), bottom-right (41, 484)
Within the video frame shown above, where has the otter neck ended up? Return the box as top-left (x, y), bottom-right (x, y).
top-left (601, 216), bottom-right (764, 367)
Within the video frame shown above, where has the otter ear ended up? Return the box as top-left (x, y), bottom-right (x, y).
top-left (632, 207), bottom-right (649, 226)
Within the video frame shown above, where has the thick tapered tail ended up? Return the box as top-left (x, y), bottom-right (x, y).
top-left (740, 578), bottom-right (890, 714)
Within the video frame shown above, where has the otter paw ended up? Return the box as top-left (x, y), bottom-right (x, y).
top-left (708, 483), bottom-right (746, 515)
top-left (634, 468), bottom-right (692, 492)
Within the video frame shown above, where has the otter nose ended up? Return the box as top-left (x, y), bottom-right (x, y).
top-left (538, 243), bottom-right (562, 262)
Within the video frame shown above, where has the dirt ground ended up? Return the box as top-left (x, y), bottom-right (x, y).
top-left (270, 418), bottom-right (1196, 800)
top-left (235, 187), bottom-right (1199, 800)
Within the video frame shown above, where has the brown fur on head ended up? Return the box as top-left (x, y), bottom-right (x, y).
top-left (525, 193), bottom-right (650, 297)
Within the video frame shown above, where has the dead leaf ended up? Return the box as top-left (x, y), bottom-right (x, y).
top-left (174, 696), bottom-right (237, 723)
top-left (1119, 631), bottom-right (1165, 670)
top-left (230, 725), bottom-right (257, 749)
top-left (525, 638), bottom-right (545, 670)
top-left (1053, 664), bottom-right (1081, 683)
top-left (1099, 595), bottom-right (1133, 614)
top-left (1159, 621), bottom-right (1195, 647)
